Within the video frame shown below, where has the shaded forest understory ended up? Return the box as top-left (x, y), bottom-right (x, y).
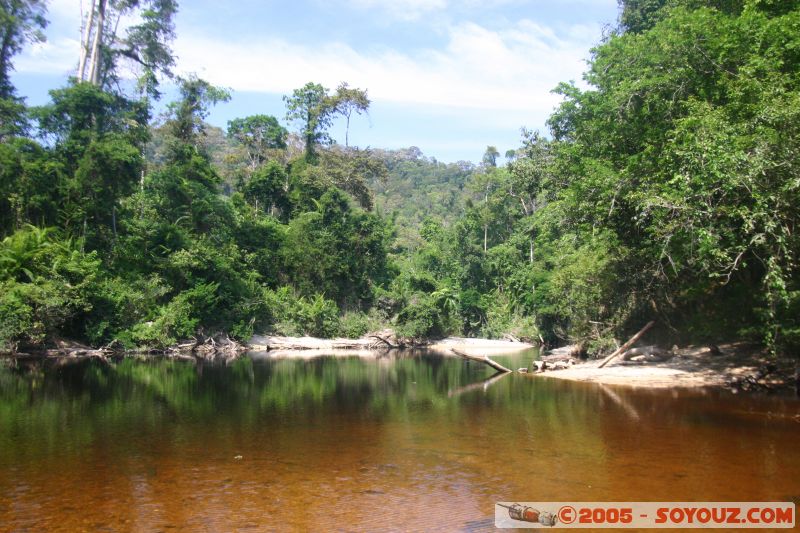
top-left (1, 0), bottom-right (799, 357)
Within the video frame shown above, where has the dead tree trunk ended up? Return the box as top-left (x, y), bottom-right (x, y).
top-left (370, 334), bottom-right (400, 349)
top-left (598, 321), bottom-right (655, 369)
top-left (451, 348), bottom-right (511, 373)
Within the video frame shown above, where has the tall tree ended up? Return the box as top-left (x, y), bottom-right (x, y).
top-left (167, 75), bottom-right (230, 148)
top-left (331, 82), bottom-right (369, 147)
top-left (78, 0), bottom-right (177, 98)
top-left (283, 82), bottom-right (335, 160)
top-left (0, 0), bottom-right (46, 98)
top-left (0, 0), bottom-right (47, 137)
top-left (36, 82), bottom-right (148, 247)
top-left (482, 145), bottom-right (499, 168)
top-left (502, 130), bottom-right (554, 264)
top-left (227, 114), bottom-right (287, 170)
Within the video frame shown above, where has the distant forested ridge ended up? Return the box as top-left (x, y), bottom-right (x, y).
top-left (1, 0), bottom-right (798, 355)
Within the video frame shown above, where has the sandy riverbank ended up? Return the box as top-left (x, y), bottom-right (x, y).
top-left (247, 334), bottom-right (535, 358)
top-left (538, 343), bottom-right (796, 390)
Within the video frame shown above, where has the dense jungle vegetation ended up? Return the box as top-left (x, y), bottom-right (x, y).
top-left (1, 0), bottom-right (798, 355)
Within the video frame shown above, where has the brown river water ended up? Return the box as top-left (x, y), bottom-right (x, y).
top-left (1, 349), bottom-right (798, 531)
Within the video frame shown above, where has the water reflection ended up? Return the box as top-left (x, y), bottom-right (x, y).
top-left (1, 351), bottom-right (798, 531)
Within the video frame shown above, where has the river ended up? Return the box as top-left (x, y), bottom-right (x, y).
top-left (1, 350), bottom-right (798, 531)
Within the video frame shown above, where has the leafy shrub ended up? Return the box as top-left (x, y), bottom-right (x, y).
top-left (262, 288), bottom-right (340, 338)
top-left (123, 283), bottom-right (219, 347)
top-left (394, 294), bottom-right (442, 339)
top-left (0, 227), bottom-right (101, 349)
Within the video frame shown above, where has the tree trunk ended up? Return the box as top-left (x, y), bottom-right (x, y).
top-left (597, 321), bottom-right (655, 368)
top-left (529, 238), bottom-right (534, 264)
top-left (0, 26), bottom-right (16, 99)
top-left (78, 0), bottom-right (97, 81)
top-left (450, 348), bottom-right (511, 373)
top-left (88, 0), bottom-right (107, 86)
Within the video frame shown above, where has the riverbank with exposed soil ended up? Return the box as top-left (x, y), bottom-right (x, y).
top-left (535, 342), bottom-right (797, 392)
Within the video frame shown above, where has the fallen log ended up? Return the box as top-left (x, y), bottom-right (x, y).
top-left (598, 321), bottom-right (655, 369)
top-left (369, 334), bottom-right (400, 349)
top-left (450, 348), bottom-right (512, 373)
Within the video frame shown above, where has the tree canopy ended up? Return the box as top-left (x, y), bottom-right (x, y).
top-left (1, 0), bottom-right (799, 357)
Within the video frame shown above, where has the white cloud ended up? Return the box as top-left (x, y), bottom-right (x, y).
top-left (12, 2), bottom-right (603, 146)
top-left (173, 18), bottom-right (599, 118)
top-left (346, 0), bottom-right (447, 20)
top-left (15, 37), bottom-right (80, 75)
top-left (341, 0), bottom-right (615, 21)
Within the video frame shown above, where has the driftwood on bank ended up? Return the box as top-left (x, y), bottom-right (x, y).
top-left (450, 348), bottom-right (512, 373)
top-left (598, 321), bottom-right (656, 369)
top-left (167, 335), bottom-right (246, 362)
top-left (369, 334), bottom-right (401, 349)
top-left (621, 345), bottom-right (672, 362)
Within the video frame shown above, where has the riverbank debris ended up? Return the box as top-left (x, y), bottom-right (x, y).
top-left (598, 320), bottom-right (656, 368)
top-left (450, 348), bottom-right (512, 373)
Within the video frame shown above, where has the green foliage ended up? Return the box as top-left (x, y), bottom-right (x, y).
top-left (0, 0), bottom-right (47, 101)
top-left (262, 288), bottom-right (340, 338)
top-left (0, 226), bottom-right (101, 349)
top-left (331, 82), bottom-right (370, 147)
top-left (338, 310), bottom-right (385, 338)
top-left (283, 82), bottom-right (336, 159)
top-left (394, 293), bottom-right (442, 339)
top-left (242, 161), bottom-right (289, 215)
top-left (367, 147), bottom-right (476, 250)
top-left (0, 137), bottom-right (62, 234)
top-left (3, 1), bottom-right (799, 358)
top-left (227, 114), bottom-right (287, 168)
top-left (282, 188), bottom-right (389, 308)
top-left (117, 282), bottom-right (213, 347)
top-left (121, 0), bottom-right (178, 99)
top-left (166, 76), bottom-right (230, 147)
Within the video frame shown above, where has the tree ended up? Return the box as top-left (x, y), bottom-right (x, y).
top-left (482, 145), bottom-right (499, 168)
top-left (77, 0), bottom-right (177, 98)
top-left (546, 2), bottom-right (800, 350)
top-left (331, 82), bottom-right (369, 147)
top-left (0, 0), bottom-right (47, 137)
top-left (283, 82), bottom-right (335, 160)
top-left (242, 160), bottom-right (289, 215)
top-left (283, 188), bottom-right (388, 308)
top-left (507, 130), bottom-right (553, 262)
top-left (0, 0), bottom-right (46, 99)
top-left (316, 147), bottom-right (386, 210)
top-left (167, 75), bottom-right (230, 149)
top-left (35, 82), bottom-right (149, 248)
top-left (227, 114), bottom-right (287, 170)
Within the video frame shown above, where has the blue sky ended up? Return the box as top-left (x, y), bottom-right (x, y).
top-left (13, 0), bottom-right (620, 163)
